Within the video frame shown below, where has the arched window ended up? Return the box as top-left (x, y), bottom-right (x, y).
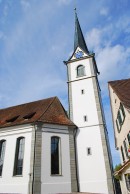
top-left (0, 140), bottom-right (6, 176)
top-left (77, 65), bottom-right (85, 77)
top-left (51, 136), bottom-right (61, 175)
top-left (14, 137), bottom-right (25, 175)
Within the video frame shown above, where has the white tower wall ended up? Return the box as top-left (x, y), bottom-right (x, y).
top-left (66, 48), bottom-right (114, 194)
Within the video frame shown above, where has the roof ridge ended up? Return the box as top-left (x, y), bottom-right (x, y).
top-left (108, 78), bottom-right (130, 83)
top-left (36, 97), bottom-right (56, 122)
top-left (0, 96), bottom-right (55, 111)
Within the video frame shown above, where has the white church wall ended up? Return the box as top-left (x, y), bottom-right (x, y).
top-left (41, 124), bottom-right (71, 194)
top-left (0, 124), bottom-right (33, 194)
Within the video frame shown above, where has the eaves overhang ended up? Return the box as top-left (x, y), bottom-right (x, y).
top-left (114, 159), bottom-right (130, 176)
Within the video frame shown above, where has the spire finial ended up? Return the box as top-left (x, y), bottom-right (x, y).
top-left (74, 0), bottom-right (77, 13)
top-left (74, 10), bottom-right (89, 54)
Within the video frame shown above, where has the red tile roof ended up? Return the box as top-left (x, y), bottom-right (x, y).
top-left (108, 78), bottom-right (130, 109)
top-left (0, 97), bottom-right (75, 128)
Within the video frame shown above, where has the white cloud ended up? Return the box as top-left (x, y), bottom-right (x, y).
top-left (97, 45), bottom-right (130, 98)
top-left (86, 28), bottom-right (102, 52)
top-left (98, 45), bottom-right (130, 80)
top-left (20, 0), bottom-right (30, 11)
top-left (100, 7), bottom-right (109, 16)
top-left (57, 0), bottom-right (72, 5)
top-left (86, 17), bottom-right (130, 93)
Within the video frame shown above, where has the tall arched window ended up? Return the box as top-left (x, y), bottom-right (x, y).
top-left (77, 65), bottom-right (85, 77)
top-left (51, 136), bottom-right (61, 175)
top-left (0, 140), bottom-right (6, 176)
top-left (14, 137), bottom-right (25, 175)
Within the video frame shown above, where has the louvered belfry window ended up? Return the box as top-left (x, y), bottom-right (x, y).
top-left (77, 65), bottom-right (85, 77)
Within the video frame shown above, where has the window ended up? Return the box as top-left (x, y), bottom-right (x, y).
top-left (0, 140), bottom-right (6, 176)
top-left (116, 119), bottom-right (120, 132)
top-left (84, 115), bottom-right (87, 122)
top-left (87, 147), bottom-right (92, 155)
top-left (125, 174), bottom-right (130, 191)
top-left (81, 89), bottom-right (84, 94)
top-left (77, 65), bottom-right (85, 77)
top-left (127, 133), bottom-right (130, 145)
top-left (121, 146), bottom-right (125, 162)
top-left (23, 112), bottom-right (36, 120)
top-left (117, 111), bottom-right (122, 126)
top-left (14, 137), bottom-right (25, 176)
top-left (51, 136), bottom-right (61, 175)
top-left (123, 140), bottom-right (128, 158)
top-left (6, 116), bottom-right (19, 123)
top-left (116, 103), bottom-right (125, 132)
top-left (120, 103), bottom-right (125, 118)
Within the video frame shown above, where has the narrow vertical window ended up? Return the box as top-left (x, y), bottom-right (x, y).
top-left (14, 137), bottom-right (25, 176)
top-left (116, 119), bottom-right (120, 132)
top-left (81, 89), bottom-right (84, 94)
top-left (84, 115), bottom-right (87, 122)
top-left (77, 65), bottom-right (85, 77)
top-left (127, 133), bottom-right (130, 145)
top-left (0, 140), bottom-right (6, 176)
top-left (120, 103), bottom-right (125, 118)
top-left (51, 136), bottom-right (61, 175)
top-left (125, 174), bottom-right (130, 191)
top-left (87, 147), bottom-right (92, 155)
top-left (121, 146), bottom-right (125, 162)
top-left (117, 111), bottom-right (122, 126)
top-left (123, 140), bottom-right (128, 158)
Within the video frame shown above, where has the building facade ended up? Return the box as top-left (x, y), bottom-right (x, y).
top-left (64, 11), bottom-right (115, 194)
top-left (109, 78), bottom-right (130, 194)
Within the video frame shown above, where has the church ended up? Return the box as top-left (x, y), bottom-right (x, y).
top-left (0, 11), bottom-right (115, 194)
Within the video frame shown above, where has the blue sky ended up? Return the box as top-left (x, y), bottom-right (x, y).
top-left (0, 0), bottom-right (130, 166)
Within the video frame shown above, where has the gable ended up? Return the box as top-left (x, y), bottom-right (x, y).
top-left (69, 47), bottom-right (89, 61)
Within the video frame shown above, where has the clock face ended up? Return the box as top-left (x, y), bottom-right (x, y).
top-left (75, 51), bottom-right (83, 59)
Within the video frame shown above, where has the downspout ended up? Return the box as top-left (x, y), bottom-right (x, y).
top-left (31, 123), bottom-right (37, 194)
top-left (74, 127), bottom-right (80, 192)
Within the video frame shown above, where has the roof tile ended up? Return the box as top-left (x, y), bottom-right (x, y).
top-left (108, 78), bottom-right (130, 109)
top-left (0, 97), bottom-right (75, 128)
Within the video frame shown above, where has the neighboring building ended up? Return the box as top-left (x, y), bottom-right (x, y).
top-left (109, 78), bottom-right (130, 194)
top-left (0, 11), bottom-right (115, 194)
top-left (64, 11), bottom-right (115, 194)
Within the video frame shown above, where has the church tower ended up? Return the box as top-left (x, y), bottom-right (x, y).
top-left (64, 11), bottom-right (115, 194)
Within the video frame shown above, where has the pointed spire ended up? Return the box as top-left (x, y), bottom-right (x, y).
top-left (74, 9), bottom-right (89, 54)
